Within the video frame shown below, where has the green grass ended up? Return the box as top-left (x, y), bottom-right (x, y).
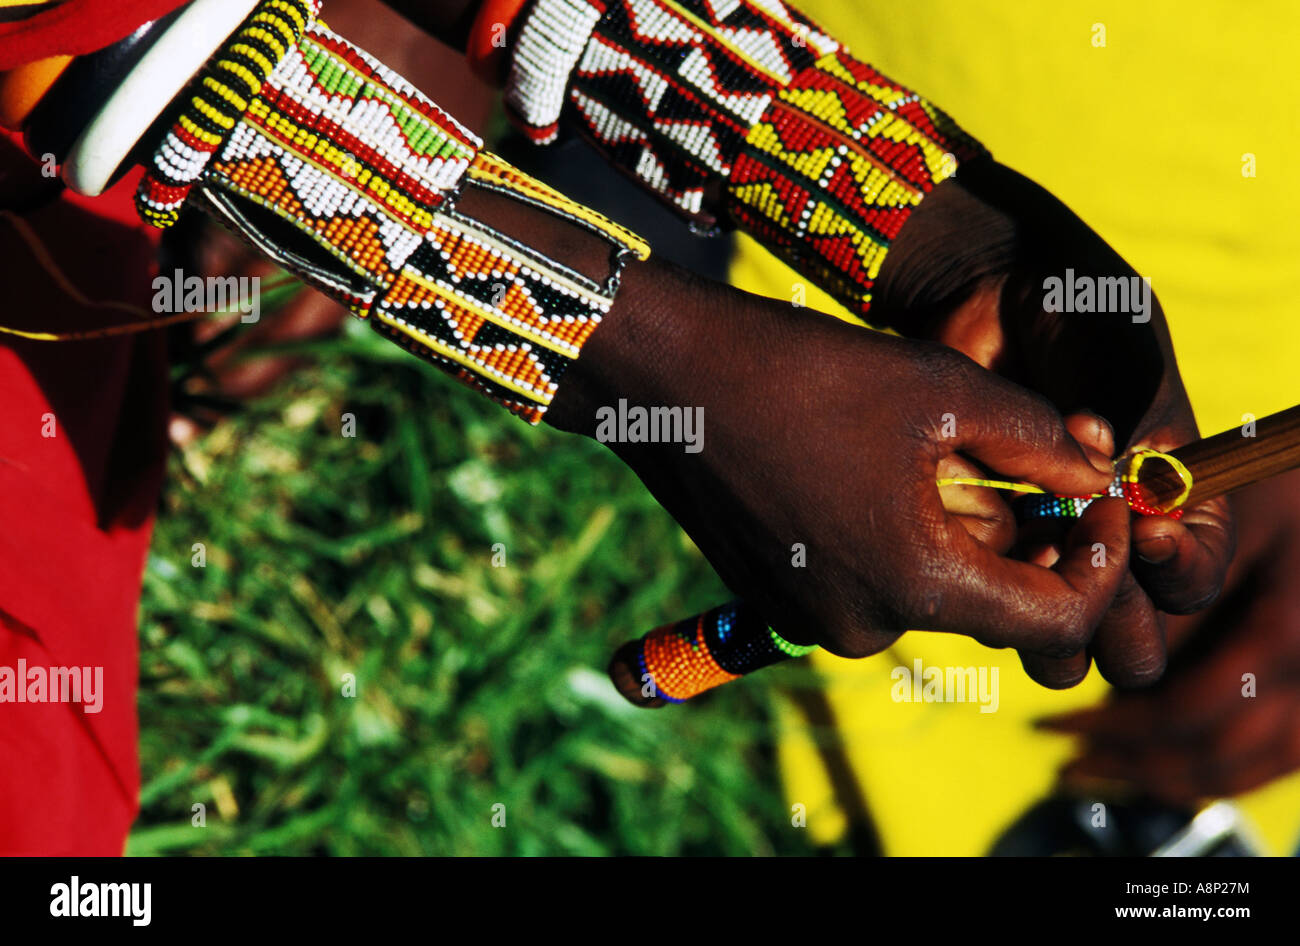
top-left (130, 315), bottom-right (819, 856)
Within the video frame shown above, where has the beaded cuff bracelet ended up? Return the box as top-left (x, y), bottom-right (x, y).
top-left (505, 0), bottom-right (987, 316)
top-left (131, 0), bottom-right (649, 424)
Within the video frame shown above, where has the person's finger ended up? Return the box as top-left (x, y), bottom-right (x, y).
top-left (1019, 649), bottom-right (1091, 689)
top-left (1089, 569), bottom-right (1167, 687)
top-left (927, 496), bottom-right (1130, 658)
top-left (936, 454), bottom-right (1017, 552)
top-left (1014, 539), bottom-right (1094, 687)
top-left (1131, 496), bottom-right (1235, 615)
top-left (1064, 410), bottom-right (1116, 463)
top-left (1059, 749), bottom-right (1200, 808)
top-left (1037, 655), bottom-right (1255, 744)
top-left (945, 364), bottom-right (1115, 498)
top-left (1059, 691), bottom-right (1300, 804)
top-left (1037, 609), bottom-right (1293, 745)
top-left (1205, 695), bottom-right (1300, 798)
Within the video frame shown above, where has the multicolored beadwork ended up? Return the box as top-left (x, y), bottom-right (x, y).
top-left (136, 3), bottom-right (650, 424)
top-left (506, 0), bottom-right (987, 315)
top-left (631, 449), bottom-right (1195, 704)
top-left (137, 0), bottom-right (320, 228)
top-left (634, 601), bottom-right (816, 703)
top-left (1017, 449), bottom-right (1189, 521)
top-left (506, 0), bottom-right (605, 144)
top-left (728, 49), bottom-right (986, 313)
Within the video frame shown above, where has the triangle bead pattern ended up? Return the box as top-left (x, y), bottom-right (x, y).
top-left (137, 2), bottom-right (650, 424)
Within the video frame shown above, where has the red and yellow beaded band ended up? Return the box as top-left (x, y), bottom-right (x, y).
top-left (505, 0), bottom-right (987, 317)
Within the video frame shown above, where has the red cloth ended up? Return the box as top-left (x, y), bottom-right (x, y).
top-left (0, 0), bottom-right (177, 857)
top-left (0, 0), bottom-right (189, 70)
top-left (0, 132), bottom-right (169, 854)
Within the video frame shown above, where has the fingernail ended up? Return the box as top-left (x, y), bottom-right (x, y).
top-left (1092, 413), bottom-right (1114, 443)
top-left (1136, 535), bottom-right (1176, 564)
top-left (1088, 450), bottom-right (1115, 475)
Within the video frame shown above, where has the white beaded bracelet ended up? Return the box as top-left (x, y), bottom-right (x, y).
top-left (504, 0), bottom-right (603, 144)
top-left (62, 0), bottom-right (260, 196)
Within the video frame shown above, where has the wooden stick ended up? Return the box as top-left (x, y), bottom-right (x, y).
top-left (1137, 405), bottom-right (1300, 510)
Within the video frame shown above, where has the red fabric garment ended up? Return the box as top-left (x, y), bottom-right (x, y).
top-left (0, 131), bottom-right (169, 854)
top-left (0, 0), bottom-right (188, 70)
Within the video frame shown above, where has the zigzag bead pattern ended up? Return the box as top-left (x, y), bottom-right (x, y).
top-left (136, 3), bottom-right (650, 424)
top-left (728, 49), bottom-right (986, 314)
top-left (507, 0), bottom-right (987, 315)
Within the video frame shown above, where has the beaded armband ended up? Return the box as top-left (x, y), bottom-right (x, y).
top-left (136, 0), bottom-right (649, 424)
top-left (506, 0), bottom-right (986, 316)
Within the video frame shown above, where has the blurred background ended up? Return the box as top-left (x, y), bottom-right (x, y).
top-left (133, 319), bottom-right (830, 855)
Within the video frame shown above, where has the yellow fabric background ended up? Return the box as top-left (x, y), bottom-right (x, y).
top-left (729, 1), bottom-right (1300, 855)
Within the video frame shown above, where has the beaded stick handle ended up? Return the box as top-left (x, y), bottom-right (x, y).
top-left (611, 407), bottom-right (1300, 706)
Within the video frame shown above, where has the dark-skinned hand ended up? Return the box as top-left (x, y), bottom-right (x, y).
top-left (871, 159), bottom-right (1235, 688)
top-left (547, 255), bottom-right (1149, 677)
top-left (1039, 467), bottom-right (1300, 805)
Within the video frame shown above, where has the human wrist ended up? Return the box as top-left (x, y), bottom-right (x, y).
top-left (544, 259), bottom-right (725, 438)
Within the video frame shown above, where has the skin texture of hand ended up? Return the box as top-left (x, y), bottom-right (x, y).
top-left (545, 256), bottom-right (1171, 676)
top-left (873, 159), bottom-right (1235, 687)
top-left (1038, 468), bottom-right (1300, 806)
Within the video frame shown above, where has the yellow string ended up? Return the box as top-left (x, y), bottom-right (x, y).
top-left (0, 211), bottom-right (300, 341)
top-left (0, 210), bottom-right (186, 339)
top-left (936, 449), bottom-right (1195, 514)
top-left (936, 476), bottom-right (1047, 494)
